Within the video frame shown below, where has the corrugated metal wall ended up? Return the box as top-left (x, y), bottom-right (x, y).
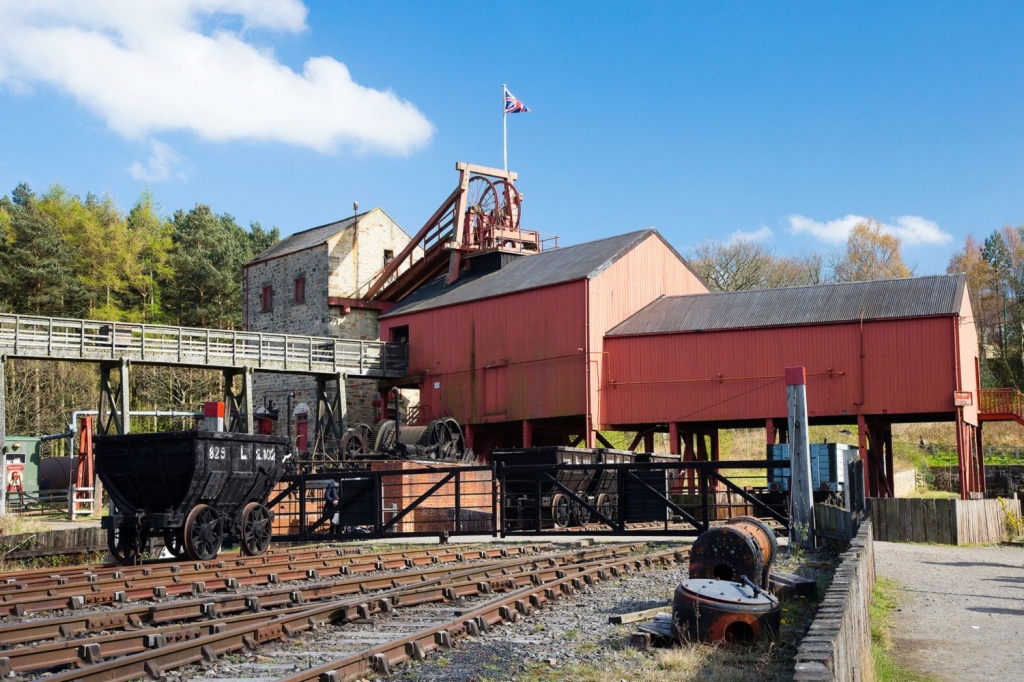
top-left (379, 280), bottom-right (588, 425)
top-left (587, 235), bottom-right (709, 438)
top-left (602, 316), bottom-right (962, 426)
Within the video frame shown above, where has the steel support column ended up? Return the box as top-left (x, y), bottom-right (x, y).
top-left (314, 372), bottom-right (346, 459)
top-left (522, 420), bottom-right (534, 448)
top-left (766, 417), bottom-right (775, 445)
top-left (977, 422), bottom-right (986, 494)
top-left (643, 432), bottom-right (654, 453)
top-left (669, 422), bottom-right (680, 457)
top-left (98, 358), bottom-right (131, 435)
top-left (857, 413), bottom-right (871, 497)
top-left (223, 367), bottom-right (254, 434)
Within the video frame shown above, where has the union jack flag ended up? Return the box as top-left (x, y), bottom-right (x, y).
top-left (504, 86), bottom-right (531, 114)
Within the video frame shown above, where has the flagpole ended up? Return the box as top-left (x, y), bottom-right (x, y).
top-left (502, 83), bottom-right (508, 171)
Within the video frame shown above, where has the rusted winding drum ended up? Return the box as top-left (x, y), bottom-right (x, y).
top-left (727, 516), bottom-right (778, 588)
top-left (673, 578), bottom-right (781, 644)
top-left (689, 516), bottom-right (777, 589)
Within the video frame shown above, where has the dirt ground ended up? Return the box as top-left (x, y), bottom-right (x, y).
top-left (874, 541), bottom-right (1024, 681)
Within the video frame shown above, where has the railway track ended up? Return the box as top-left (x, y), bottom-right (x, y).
top-left (0, 541), bottom-right (686, 681)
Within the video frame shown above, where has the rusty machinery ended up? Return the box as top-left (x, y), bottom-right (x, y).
top-left (674, 516), bottom-right (782, 644)
top-left (338, 390), bottom-right (470, 463)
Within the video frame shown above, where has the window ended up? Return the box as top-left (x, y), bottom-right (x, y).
top-left (383, 249), bottom-right (394, 267)
top-left (294, 276), bottom-right (306, 304)
top-left (391, 325), bottom-right (409, 344)
top-left (261, 285), bottom-right (273, 312)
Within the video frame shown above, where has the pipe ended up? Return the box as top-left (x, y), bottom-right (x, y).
top-left (68, 410), bottom-right (203, 433)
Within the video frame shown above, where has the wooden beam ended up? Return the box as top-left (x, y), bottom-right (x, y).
top-left (608, 605), bottom-right (673, 625)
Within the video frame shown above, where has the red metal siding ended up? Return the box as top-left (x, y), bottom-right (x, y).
top-left (380, 281), bottom-right (588, 425)
top-left (602, 316), bottom-right (961, 426)
top-left (587, 234), bottom-right (708, 434)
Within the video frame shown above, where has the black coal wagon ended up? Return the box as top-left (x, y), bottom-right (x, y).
top-left (493, 446), bottom-right (601, 530)
top-left (96, 431), bottom-right (289, 563)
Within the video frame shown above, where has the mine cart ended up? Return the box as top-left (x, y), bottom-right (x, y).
top-left (493, 447), bottom-right (600, 529)
top-left (96, 431), bottom-right (289, 563)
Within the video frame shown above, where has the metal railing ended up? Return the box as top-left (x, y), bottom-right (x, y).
top-left (0, 314), bottom-right (408, 377)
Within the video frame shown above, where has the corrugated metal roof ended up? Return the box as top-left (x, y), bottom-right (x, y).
top-left (382, 229), bottom-right (670, 318)
top-left (246, 209), bottom-right (379, 265)
top-left (606, 274), bottom-right (967, 336)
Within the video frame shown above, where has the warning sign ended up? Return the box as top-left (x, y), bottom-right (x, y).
top-left (5, 463), bottom-right (24, 492)
top-left (953, 391), bottom-right (973, 407)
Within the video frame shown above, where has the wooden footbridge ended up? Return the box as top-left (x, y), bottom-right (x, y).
top-left (0, 313), bottom-right (408, 454)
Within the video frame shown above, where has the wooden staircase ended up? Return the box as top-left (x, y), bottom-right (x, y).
top-left (978, 388), bottom-right (1024, 426)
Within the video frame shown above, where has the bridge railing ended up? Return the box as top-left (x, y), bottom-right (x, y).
top-left (0, 314), bottom-right (408, 377)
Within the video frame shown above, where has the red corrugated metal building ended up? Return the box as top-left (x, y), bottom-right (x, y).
top-left (601, 275), bottom-right (982, 497)
top-left (378, 229), bottom-right (708, 453)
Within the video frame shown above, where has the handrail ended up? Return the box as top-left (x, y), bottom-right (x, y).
top-left (0, 313), bottom-right (408, 378)
top-left (979, 388), bottom-right (1024, 419)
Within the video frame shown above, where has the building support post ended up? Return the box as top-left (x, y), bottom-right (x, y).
top-left (882, 424), bottom-right (895, 498)
top-left (98, 358), bottom-right (131, 435)
top-left (315, 372), bottom-right (346, 460)
top-left (669, 422), bottom-right (680, 457)
top-left (643, 432), bottom-right (654, 453)
top-left (0, 356), bottom-right (5, 517)
top-left (976, 422), bottom-right (986, 494)
top-left (766, 417), bottom-right (775, 445)
top-left (786, 367), bottom-right (815, 550)
top-left (683, 430), bottom-right (696, 494)
top-left (955, 410), bottom-right (969, 499)
top-left (857, 413), bottom-right (871, 498)
top-left (522, 420), bottom-right (533, 448)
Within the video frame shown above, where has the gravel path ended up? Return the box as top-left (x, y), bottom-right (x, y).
top-left (874, 541), bottom-right (1024, 681)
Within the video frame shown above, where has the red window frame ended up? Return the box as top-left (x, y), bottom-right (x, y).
top-left (294, 276), bottom-right (306, 304)
top-left (261, 285), bottom-right (273, 312)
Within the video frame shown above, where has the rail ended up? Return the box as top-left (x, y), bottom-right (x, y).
top-left (0, 313), bottom-right (407, 377)
top-left (978, 387), bottom-right (1024, 423)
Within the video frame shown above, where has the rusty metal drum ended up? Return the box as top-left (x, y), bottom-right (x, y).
top-left (673, 578), bottom-right (781, 644)
top-left (689, 516), bottom-right (777, 589)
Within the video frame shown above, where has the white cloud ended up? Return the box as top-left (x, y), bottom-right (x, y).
top-left (788, 214), bottom-right (952, 245)
top-left (128, 140), bottom-right (182, 182)
top-left (0, 1), bottom-right (434, 155)
top-left (727, 225), bottom-right (772, 245)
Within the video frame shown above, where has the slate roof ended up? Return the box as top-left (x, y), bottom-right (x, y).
top-left (382, 229), bottom-right (680, 318)
top-left (606, 274), bottom-right (967, 336)
top-left (247, 209), bottom-right (378, 265)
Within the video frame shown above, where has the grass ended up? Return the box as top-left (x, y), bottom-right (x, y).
top-left (870, 577), bottom-right (941, 682)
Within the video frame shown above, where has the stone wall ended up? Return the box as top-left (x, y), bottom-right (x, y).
top-left (243, 209), bottom-right (419, 437)
top-left (794, 521), bottom-right (875, 682)
top-left (930, 464), bottom-right (1024, 497)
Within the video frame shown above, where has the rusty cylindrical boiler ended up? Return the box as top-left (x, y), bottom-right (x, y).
top-left (673, 577), bottom-right (781, 644)
top-left (689, 516), bottom-right (778, 589)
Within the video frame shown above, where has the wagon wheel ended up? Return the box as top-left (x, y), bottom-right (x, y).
top-left (597, 493), bottom-right (616, 525)
top-left (240, 503), bottom-right (273, 557)
top-left (371, 419), bottom-right (397, 452)
top-left (493, 179), bottom-right (522, 229)
top-left (573, 499), bottom-right (591, 526)
top-left (107, 524), bottom-right (140, 565)
top-left (466, 176), bottom-right (498, 217)
top-left (353, 423), bottom-right (372, 453)
top-left (340, 425), bottom-right (370, 460)
top-left (163, 530), bottom-right (187, 559)
top-left (551, 494), bottom-right (571, 529)
top-left (443, 419), bottom-right (467, 461)
top-left (184, 504), bottom-right (223, 562)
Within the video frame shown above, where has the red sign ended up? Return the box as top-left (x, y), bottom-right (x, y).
top-left (5, 463), bottom-right (25, 491)
top-left (953, 391), bottom-right (973, 407)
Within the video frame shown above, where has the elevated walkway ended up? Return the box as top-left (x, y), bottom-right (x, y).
top-left (0, 313), bottom-right (407, 378)
top-left (978, 388), bottom-right (1024, 426)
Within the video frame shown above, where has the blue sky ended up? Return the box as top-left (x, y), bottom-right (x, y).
top-left (2, 1), bottom-right (1023, 274)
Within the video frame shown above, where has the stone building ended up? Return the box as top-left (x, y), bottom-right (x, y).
top-left (243, 208), bottom-right (418, 451)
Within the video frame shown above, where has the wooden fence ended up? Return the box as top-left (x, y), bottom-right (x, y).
top-left (814, 503), bottom-right (862, 549)
top-left (870, 497), bottom-right (1021, 545)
